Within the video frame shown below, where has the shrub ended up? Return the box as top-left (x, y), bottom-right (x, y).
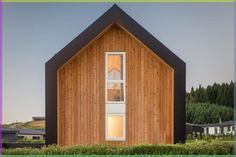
top-left (16, 137), bottom-right (45, 144)
top-left (186, 133), bottom-right (234, 141)
top-left (3, 140), bottom-right (233, 155)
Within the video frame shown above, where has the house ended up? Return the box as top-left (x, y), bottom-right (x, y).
top-left (46, 4), bottom-right (185, 146)
top-left (202, 121), bottom-right (235, 135)
top-left (2, 129), bottom-right (19, 143)
top-left (2, 129), bottom-right (45, 142)
top-left (185, 122), bottom-right (203, 136)
top-left (32, 116), bottom-right (45, 121)
top-left (17, 129), bottom-right (45, 140)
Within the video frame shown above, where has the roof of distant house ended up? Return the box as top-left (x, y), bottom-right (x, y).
top-left (18, 129), bottom-right (45, 135)
top-left (186, 122), bottom-right (203, 127)
top-left (201, 121), bottom-right (235, 127)
top-left (32, 116), bottom-right (45, 121)
top-left (2, 128), bottom-right (45, 135)
top-left (2, 128), bottom-right (19, 134)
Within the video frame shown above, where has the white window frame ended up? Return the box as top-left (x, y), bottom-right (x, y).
top-left (105, 52), bottom-right (126, 141)
top-left (105, 52), bottom-right (126, 104)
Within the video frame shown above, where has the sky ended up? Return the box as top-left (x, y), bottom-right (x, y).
top-left (3, 3), bottom-right (234, 124)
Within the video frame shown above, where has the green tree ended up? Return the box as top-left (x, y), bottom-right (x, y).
top-left (186, 102), bottom-right (233, 124)
top-left (186, 81), bottom-right (234, 108)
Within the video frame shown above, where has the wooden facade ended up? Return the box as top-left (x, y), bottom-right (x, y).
top-left (46, 4), bottom-right (186, 146)
top-left (57, 24), bottom-right (174, 146)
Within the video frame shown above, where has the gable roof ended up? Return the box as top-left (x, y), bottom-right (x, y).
top-left (46, 4), bottom-right (184, 68)
top-left (46, 4), bottom-right (186, 145)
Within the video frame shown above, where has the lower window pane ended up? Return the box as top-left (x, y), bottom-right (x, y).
top-left (107, 83), bottom-right (124, 101)
top-left (107, 115), bottom-right (124, 139)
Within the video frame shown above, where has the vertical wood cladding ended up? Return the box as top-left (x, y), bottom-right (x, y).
top-left (57, 24), bottom-right (174, 146)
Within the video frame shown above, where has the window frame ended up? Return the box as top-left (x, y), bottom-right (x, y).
top-left (105, 52), bottom-right (126, 104)
top-left (105, 52), bottom-right (126, 141)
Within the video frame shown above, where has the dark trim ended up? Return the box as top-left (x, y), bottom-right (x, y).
top-left (46, 4), bottom-right (186, 145)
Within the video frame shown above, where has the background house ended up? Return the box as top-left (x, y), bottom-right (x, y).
top-left (185, 121), bottom-right (235, 137)
top-left (2, 129), bottom-right (19, 143)
top-left (2, 128), bottom-right (45, 142)
top-left (202, 121), bottom-right (235, 135)
top-left (32, 117), bottom-right (45, 121)
top-left (185, 122), bottom-right (203, 136)
top-left (17, 129), bottom-right (45, 140)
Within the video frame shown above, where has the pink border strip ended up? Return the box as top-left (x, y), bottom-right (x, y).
top-left (0, 0), bottom-right (2, 154)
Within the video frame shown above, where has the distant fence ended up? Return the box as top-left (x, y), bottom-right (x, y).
top-left (3, 143), bottom-right (45, 149)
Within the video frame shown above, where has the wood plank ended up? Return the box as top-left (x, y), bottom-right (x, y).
top-left (140, 47), bottom-right (145, 143)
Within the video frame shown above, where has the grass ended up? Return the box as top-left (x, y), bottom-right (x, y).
top-left (3, 120), bottom-right (45, 129)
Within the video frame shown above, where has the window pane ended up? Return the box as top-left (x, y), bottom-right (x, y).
top-left (107, 115), bottom-right (124, 138)
top-left (108, 54), bottom-right (123, 80)
top-left (107, 83), bottom-right (124, 101)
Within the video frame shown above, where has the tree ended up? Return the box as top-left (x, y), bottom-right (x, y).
top-left (186, 102), bottom-right (233, 124)
top-left (186, 81), bottom-right (234, 108)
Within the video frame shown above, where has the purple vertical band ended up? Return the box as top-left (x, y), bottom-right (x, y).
top-left (0, 0), bottom-right (2, 154)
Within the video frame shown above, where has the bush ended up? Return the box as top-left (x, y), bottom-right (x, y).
top-left (16, 137), bottom-right (45, 144)
top-left (186, 133), bottom-right (234, 141)
top-left (3, 140), bottom-right (233, 155)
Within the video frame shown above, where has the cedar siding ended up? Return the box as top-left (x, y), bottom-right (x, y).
top-left (57, 24), bottom-right (174, 146)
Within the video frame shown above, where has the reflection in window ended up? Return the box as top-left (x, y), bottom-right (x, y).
top-left (108, 54), bottom-right (123, 80)
top-left (107, 115), bottom-right (124, 139)
top-left (107, 83), bottom-right (124, 101)
top-left (108, 69), bottom-right (121, 80)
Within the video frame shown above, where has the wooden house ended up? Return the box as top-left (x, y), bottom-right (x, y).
top-left (46, 4), bottom-right (186, 146)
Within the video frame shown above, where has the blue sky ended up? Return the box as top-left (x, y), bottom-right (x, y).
top-left (3, 3), bottom-right (234, 124)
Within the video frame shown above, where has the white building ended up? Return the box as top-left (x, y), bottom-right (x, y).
top-left (17, 129), bottom-right (45, 140)
top-left (202, 121), bottom-right (235, 135)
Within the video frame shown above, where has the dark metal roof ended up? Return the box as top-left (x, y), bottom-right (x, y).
top-left (32, 116), bottom-right (45, 121)
top-left (2, 129), bottom-right (19, 134)
top-left (18, 129), bottom-right (45, 135)
top-left (201, 121), bottom-right (235, 127)
top-left (2, 129), bottom-right (45, 135)
top-left (186, 122), bottom-right (203, 127)
top-left (46, 4), bottom-right (186, 145)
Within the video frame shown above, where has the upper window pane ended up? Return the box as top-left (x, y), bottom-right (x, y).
top-left (108, 54), bottom-right (123, 80)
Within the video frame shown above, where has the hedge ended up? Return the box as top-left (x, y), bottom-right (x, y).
top-left (3, 140), bottom-right (233, 155)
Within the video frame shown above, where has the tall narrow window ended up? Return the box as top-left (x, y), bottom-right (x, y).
top-left (105, 52), bottom-right (126, 141)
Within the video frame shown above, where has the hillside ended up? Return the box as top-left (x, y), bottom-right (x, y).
top-left (3, 120), bottom-right (45, 129)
